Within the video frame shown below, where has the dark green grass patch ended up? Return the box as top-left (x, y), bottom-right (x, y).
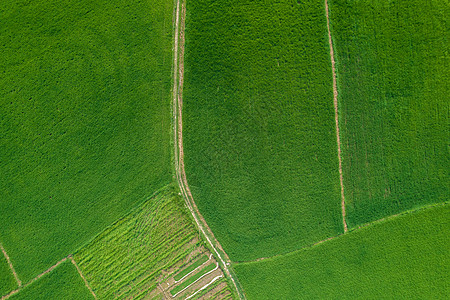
top-left (75, 186), bottom-right (199, 300)
top-left (174, 254), bottom-right (209, 281)
top-left (235, 204), bottom-right (450, 299)
top-left (171, 262), bottom-right (216, 296)
top-left (0, 254), bottom-right (17, 296)
top-left (328, 0), bottom-right (449, 227)
top-left (183, 0), bottom-right (343, 262)
top-left (9, 260), bottom-right (93, 300)
top-left (0, 0), bottom-right (173, 282)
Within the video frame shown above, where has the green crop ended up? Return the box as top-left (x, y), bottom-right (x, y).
top-left (174, 254), bottom-right (209, 281)
top-left (75, 186), bottom-right (199, 299)
top-left (328, 0), bottom-right (449, 227)
top-left (235, 204), bottom-right (450, 299)
top-left (9, 261), bottom-right (93, 300)
top-left (0, 0), bottom-right (173, 282)
top-left (183, 0), bottom-right (343, 262)
top-left (0, 255), bottom-right (16, 295)
top-left (170, 263), bottom-right (216, 296)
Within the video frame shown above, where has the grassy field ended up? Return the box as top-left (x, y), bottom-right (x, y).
top-left (183, 0), bottom-right (343, 262)
top-left (74, 186), bottom-right (199, 299)
top-left (328, 0), bottom-right (449, 227)
top-left (174, 254), bottom-right (208, 281)
top-left (170, 262), bottom-right (216, 296)
top-left (0, 0), bottom-right (173, 282)
top-left (9, 260), bottom-right (93, 300)
top-left (0, 254), bottom-right (17, 295)
top-left (235, 204), bottom-right (450, 299)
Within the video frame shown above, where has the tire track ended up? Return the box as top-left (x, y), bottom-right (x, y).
top-left (171, 0), bottom-right (245, 299)
top-left (325, 0), bottom-right (348, 232)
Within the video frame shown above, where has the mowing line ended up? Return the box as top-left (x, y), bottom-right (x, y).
top-left (171, 0), bottom-right (245, 299)
top-left (0, 244), bottom-right (21, 287)
top-left (184, 275), bottom-right (223, 300)
top-left (171, 263), bottom-right (219, 298)
top-left (1, 256), bottom-right (67, 300)
top-left (69, 256), bottom-right (97, 299)
top-left (325, 0), bottom-right (348, 232)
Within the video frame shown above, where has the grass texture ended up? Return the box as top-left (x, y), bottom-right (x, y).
top-left (0, 0), bottom-right (173, 281)
top-left (75, 186), bottom-right (199, 300)
top-left (328, 0), bottom-right (449, 227)
top-left (183, 0), bottom-right (343, 262)
top-left (0, 254), bottom-right (17, 296)
top-left (235, 204), bottom-right (450, 299)
top-left (9, 260), bottom-right (93, 300)
top-left (174, 254), bottom-right (208, 281)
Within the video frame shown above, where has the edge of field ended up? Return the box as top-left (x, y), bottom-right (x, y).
top-left (171, 0), bottom-right (245, 299)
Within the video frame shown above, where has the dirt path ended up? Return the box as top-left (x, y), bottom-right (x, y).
top-left (0, 244), bottom-right (21, 287)
top-left (171, 1), bottom-right (244, 299)
top-left (325, 0), bottom-right (348, 232)
top-left (69, 256), bottom-right (97, 299)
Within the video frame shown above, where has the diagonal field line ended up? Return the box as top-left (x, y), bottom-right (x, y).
top-left (1, 256), bottom-right (68, 300)
top-left (184, 275), bottom-right (223, 300)
top-left (69, 256), bottom-right (97, 299)
top-left (0, 244), bottom-right (22, 287)
top-left (325, 0), bottom-right (348, 232)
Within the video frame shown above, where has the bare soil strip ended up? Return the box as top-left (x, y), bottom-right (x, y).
top-left (0, 244), bottom-right (21, 287)
top-left (1, 257), bottom-right (67, 300)
top-left (325, 0), bottom-right (348, 232)
top-left (185, 275), bottom-right (224, 300)
top-left (237, 202), bottom-right (448, 265)
top-left (69, 256), bottom-right (97, 299)
top-left (171, 0), bottom-right (244, 299)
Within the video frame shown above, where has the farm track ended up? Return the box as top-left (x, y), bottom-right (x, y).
top-left (69, 256), bottom-right (97, 299)
top-left (235, 201), bottom-right (449, 265)
top-left (171, 0), bottom-right (244, 299)
top-left (325, 0), bottom-right (348, 233)
top-left (0, 244), bottom-right (21, 287)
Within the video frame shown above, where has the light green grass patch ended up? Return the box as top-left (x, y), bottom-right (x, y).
top-left (174, 254), bottom-right (209, 281)
top-left (171, 262), bottom-right (216, 296)
top-left (235, 204), bottom-right (450, 299)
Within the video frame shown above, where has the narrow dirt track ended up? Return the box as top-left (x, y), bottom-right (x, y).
top-left (69, 256), bottom-right (97, 299)
top-left (0, 244), bottom-right (21, 287)
top-left (171, 0), bottom-right (244, 299)
top-left (325, 0), bottom-right (348, 232)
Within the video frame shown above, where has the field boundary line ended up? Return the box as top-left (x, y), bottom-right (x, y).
top-left (1, 256), bottom-right (68, 300)
top-left (69, 255), bottom-right (97, 299)
top-left (236, 201), bottom-right (448, 265)
top-left (171, 262), bottom-right (219, 298)
top-left (325, 0), bottom-right (348, 232)
top-left (184, 275), bottom-right (223, 300)
top-left (171, 0), bottom-right (245, 299)
top-left (174, 254), bottom-right (213, 283)
top-left (0, 244), bottom-right (21, 287)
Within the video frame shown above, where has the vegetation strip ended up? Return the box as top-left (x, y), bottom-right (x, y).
top-left (184, 275), bottom-right (224, 300)
top-left (171, 0), bottom-right (244, 298)
top-left (325, 0), bottom-right (348, 232)
top-left (174, 254), bottom-right (211, 282)
top-left (0, 244), bottom-right (21, 287)
top-left (69, 256), bottom-right (97, 299)
top-left (1, 257), bottom-right (67, 300)
top-left (171, 263), bottom-right (218, 297)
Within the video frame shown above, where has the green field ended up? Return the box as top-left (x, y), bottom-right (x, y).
top-left (0, 0), bottom-right (173, 283)
top-left (235, 204), bottom-right (450, 299)
top-left (328, 0), bottom-right (449, 227)
top-left (183, 0), bottom-right (343, 262)
top-left (74, 186), bottom-right (199, 299)
top-left (9, 261), bottom-right (93, 300)
top-left (174, 254), bottom-right (208, 281)
top-left (171, 262), bottom-right (216, 296)
top-left (0, 254), bottom-right (17, 295)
